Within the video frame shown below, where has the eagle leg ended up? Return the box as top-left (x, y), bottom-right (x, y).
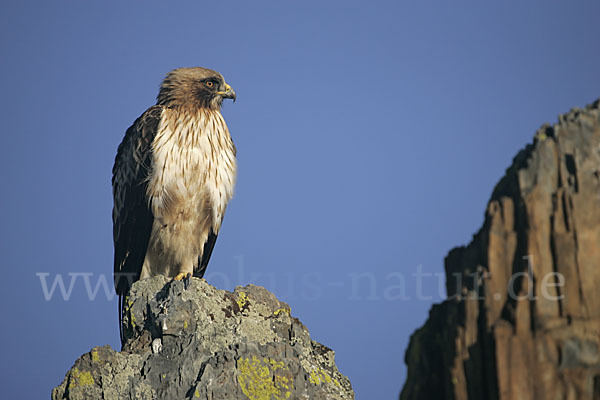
top-left (173, 272), bottom-right (192, 280)
top-left (173, 272), bottom-right (192, 289)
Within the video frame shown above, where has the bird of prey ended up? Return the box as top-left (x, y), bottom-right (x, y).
top-left (112, 67), bottom-right (237, 342)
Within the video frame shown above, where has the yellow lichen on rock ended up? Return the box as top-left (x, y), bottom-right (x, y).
top-left (308, 367), bottom-right (340, 387)
top-left (535, 131), bottom-right (547, 141)
top-left (126, 296), bottom-right (136, 328)
top-left (68, 367), bottom-right (95, 388)
top-left (237, 356), bottom-right (292, 400)
top-left (273, 308), bottom-right (290, 317)
top-left (237, 292), bottom-right (248, 310)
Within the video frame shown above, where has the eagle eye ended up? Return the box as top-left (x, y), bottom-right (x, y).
top-left (205, 80), bottom-right (215, 88)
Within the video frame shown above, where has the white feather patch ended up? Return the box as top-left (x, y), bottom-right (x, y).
top-left (141, 108), bottom-right (236, 278)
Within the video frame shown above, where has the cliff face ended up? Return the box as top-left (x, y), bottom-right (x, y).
top-left (401, 100), bottom-right (600, 400)
top-left (53, 277), bottom-right (354, 399)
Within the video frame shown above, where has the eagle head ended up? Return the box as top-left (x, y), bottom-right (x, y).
top-left (157, 67), bottom-right (236, 109)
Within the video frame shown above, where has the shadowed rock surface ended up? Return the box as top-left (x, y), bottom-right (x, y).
top-left (52, 276), bottom-right (354, 399)
top-left (400, 100), bottom-right (600, 400)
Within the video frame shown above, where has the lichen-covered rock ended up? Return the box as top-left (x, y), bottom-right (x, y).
top-left (401, 100), bottom-right (600, 400)
top-left (52, 277), bottom-right (354, 399)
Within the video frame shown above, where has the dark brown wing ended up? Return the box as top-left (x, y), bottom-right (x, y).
top-left (112, 106), bottom-right (162, 343)
top-left (112, 105), bottom-right (162, 294)
top-left (194, 229), bottom-right (218, 278)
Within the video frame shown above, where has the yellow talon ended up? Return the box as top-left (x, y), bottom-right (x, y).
top-left (173, 272), bottom-right (191, 281)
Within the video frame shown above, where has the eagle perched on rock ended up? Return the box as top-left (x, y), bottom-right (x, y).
top-left (112, 67), bottom-right (237, 341)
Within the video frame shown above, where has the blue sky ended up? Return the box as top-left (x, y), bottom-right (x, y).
top-left (1, 1), bottom-right (599, 398)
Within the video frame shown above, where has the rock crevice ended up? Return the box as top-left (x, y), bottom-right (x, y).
top-left (401, 100), bottom-right (600, 400)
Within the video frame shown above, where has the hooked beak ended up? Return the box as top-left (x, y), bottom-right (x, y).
top-left (217, 83), bottom-right (236, 102)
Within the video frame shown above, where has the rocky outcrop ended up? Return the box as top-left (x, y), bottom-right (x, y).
top-left (53, 276), bottom-right (353, 399)
top-left (401, 100), bottom-right (600, 400)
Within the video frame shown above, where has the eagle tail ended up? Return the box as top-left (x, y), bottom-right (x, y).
top-left (118, 294), bottom-right (125, 347)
